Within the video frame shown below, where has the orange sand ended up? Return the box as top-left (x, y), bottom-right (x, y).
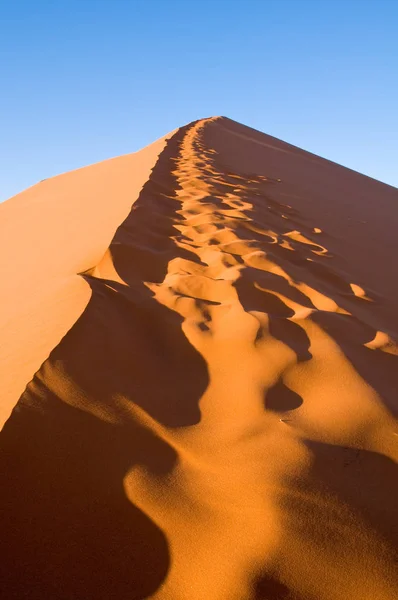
top-left (0, 117), bottom-right (397, 599)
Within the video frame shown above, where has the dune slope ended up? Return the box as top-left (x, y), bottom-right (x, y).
top-left (1, 117), bottom-right (397, 600)
top-left (0, 131), bottom-right (172, 426)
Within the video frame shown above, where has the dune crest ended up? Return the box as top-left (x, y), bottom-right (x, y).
top-left (1, 117), bottom-right (397, 599)
top-left (0, 132), bottom-right (172, 427)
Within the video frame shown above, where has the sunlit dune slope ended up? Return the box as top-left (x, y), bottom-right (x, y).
top-left (1, 117), bottom-right (397, 600)
top-left (0, 132), bottom-right (172, 426)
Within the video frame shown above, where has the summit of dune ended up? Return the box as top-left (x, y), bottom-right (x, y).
top-left (1, 116), bottom-right (397, 600)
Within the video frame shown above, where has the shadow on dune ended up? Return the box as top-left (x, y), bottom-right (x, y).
top-left (107, 124), bottom-right (206, 287)
top-left (0, 396), bottom-right (171, 600)
top-left (192, 126), bottom-right (397, 418)
top-left (311, 311), bottom-right (398, 416)
top-left (0, 122), bottom-right (210, 599)
top-left (235, 273), bottom-right (295, 318)
top-left (265, 380), bottom-right (303, 412)
top-left (85, 121), bottom-right (209, 427)
top-left (268, 318), bottom-right (312, 363)
top-left (68, 274), bottom-right (208, 428)
top-left (302, 440), bottom-right (398, 550)
top-left (272, 441), bottom-right (398, 581)
top-left (253, 574), bottom-right (300, 599)
top-left (251, 441), bottom-right (398, 599)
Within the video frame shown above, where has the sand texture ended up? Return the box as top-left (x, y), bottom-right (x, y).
top-left (1, 117), bottom-right (397, 599)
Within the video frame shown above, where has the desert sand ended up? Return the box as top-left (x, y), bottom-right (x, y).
top-left (0, 116), bottom-right (397, 599)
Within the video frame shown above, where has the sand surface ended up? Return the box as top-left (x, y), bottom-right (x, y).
top-left (0, 132), bottom-right (171, 426)
top-left (1, 117), bottom-right (397, 599)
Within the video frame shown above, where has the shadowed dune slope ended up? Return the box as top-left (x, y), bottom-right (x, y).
top-left (1, 117), bottom-right (398, 600)
top-left (0, 131), bottom-right (172, 426)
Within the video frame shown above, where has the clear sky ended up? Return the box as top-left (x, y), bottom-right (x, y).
top-left (1, 0), bottom-right (397, 202)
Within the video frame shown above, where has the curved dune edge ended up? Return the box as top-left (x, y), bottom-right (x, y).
top-left (1, 117), bottom-right (398, 599)
top-left (0, 132), bottom-right (173, 427)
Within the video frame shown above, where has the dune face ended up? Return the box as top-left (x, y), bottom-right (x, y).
top-left (0, 133), bottom-right (172, 427)
top-left (1, 117), bottom-right (398, 599)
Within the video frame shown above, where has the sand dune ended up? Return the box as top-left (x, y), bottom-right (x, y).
top-left (1, 117), bottom-right (397, 599)
top-left (0, 132), bottom-right (172, 427)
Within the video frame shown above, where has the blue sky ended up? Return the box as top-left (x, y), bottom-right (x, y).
top-left (1, 0), bottom-right (397, 201)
